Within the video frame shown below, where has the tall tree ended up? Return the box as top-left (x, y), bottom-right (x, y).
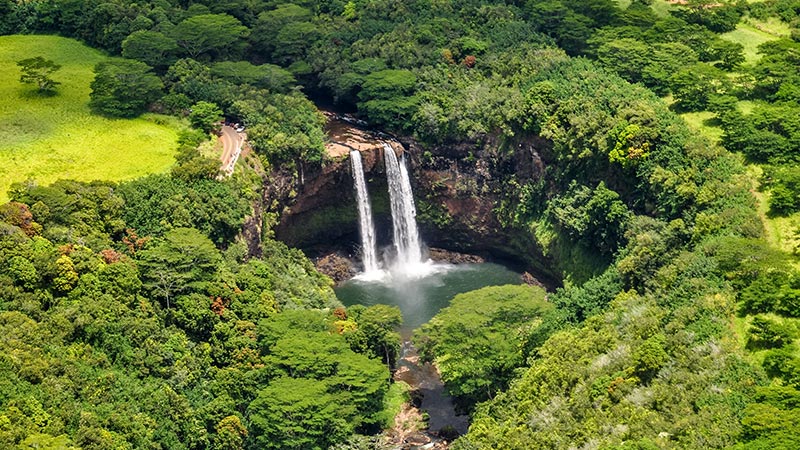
top-left (137, 227), bottom-right (220, 309)
top-left (172, 14), bottom-right (249, 60)
top-left (89, 59), bottom-right (163, 117)
top-left (121, 30), bottom-right (179, 70)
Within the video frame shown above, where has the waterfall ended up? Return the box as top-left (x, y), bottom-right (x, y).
top-left (383, 143), bottom-right (423, 267)
top-left (350, 150), bottom-right (380, 272)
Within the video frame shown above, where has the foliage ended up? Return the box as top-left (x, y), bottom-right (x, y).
top-left (121, 30), bottom-right (178, 70)
top-left (0, 36), bottom-right (181, 204)
top-left (138, 227), bottom-right (220, 309)
top-left (762, 166), bottom-right (800, 216)
top-left (457, 286), bottom-right (761, 449)
top-left (16, 56), bottom-right (61, 93)
top-left (247, 377), bottom-right (355, 450)
top-left (189, 101), bottom-right (223, 134)
top-left (89, 59), bottom-right (163, 118)
top-left (548, 182), bottom-right (632, 257)
top-left (1, 0), bottom-right (799, 448)
top-left (210, 61), bottom-right (296, 92)
top-left (231, 89), bottom-right (325, 165)
top-left (172, 14), bottom-right (249, 60)
top-left (0, 181), bottom-right (388, 449)
top-left (116, 174), bottom-right (249, 245)
top-left (344, 305), bottom-right (403, 369)
top-left (414, 285), bottom-right (554, 410)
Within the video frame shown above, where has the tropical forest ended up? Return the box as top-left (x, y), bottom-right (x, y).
top-left (0, 0), bottom-right (799, 448)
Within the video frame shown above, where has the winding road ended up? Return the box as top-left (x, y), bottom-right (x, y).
top-left (219, 125), bottom-right (245, 176)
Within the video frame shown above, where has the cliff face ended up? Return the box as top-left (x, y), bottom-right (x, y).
top-left (400, 136), bottom-right (559, 286)
top-left (271, 138), bottom-right (390, 252)
top-left (265, 122), bottom-right (560, 286)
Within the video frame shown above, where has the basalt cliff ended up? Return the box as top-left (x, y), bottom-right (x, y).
top-left (256, 115), bottom-right (562, 287)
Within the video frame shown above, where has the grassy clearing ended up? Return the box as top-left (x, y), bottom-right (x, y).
top-left (748, 165), bottom-right (800, 257)
top-left (744, 16), bottom-right (792, 37)
top-left (650, 0), bottom-right (675, 17)
top-left (378, 381), bottom-right (411, 428)
top-left (615, 0), bottom-right (672, 16)
top-left (721, 22), bottom-right (780, 64)
top-left (0, 35), bottom-right (183, 202)
top-left (680, 110), bottom-right (723, 144)
top-left (737, 100), bottom-right (758, 114)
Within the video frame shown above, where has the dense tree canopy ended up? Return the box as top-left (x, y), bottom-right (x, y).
top-left (1, 0), bottom-right (800, 448)
top-left (89, 59), bottom-right (163, 117)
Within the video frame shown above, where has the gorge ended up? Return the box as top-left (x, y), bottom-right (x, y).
top-left (341, 133), bottom-right (525, 330)
top-left (270, 113), bottom-right (560, 291)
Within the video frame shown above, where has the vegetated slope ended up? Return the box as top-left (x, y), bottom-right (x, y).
top-left (0, 0), bottom-right (798, 448)
top-left (0, 35), bottom-right (181, 202)
top-left (0, 175), bottom-right (402, 449)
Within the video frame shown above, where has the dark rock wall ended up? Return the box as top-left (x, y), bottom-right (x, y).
top-left (266, 134), bottom-right (561, 287)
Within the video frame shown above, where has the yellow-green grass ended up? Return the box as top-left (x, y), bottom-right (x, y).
top-left (748, 165), bottom-right (800, 258)
top-left (650, 0), bottom-right (675, 18)
top-left (0, 35), bottom-right (183, 202)
top-left (737, 99), bottom-right (758, 114)
top-left (680, 110), bottom-right (723, 144)
top-left (746, 16), bottom-right (793, 37)
top-left (378, 380), bottom-right (411, 428)
top-left (721, 22), bottom-right (781, 64)
top-left (616, 0), bottom-right (674, 17)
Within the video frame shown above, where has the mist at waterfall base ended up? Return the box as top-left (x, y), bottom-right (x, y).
top-left (336, 262), bottom-right (522, 331)
top-left (340, 147), bottom-right (522, 331)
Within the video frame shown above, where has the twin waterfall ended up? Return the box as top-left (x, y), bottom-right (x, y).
top-left (350, 151), bottom-right (380, 272)
top-left (383, 143), bottom-right (423, 267)
top-left (349, 144), bottom-right (425, 277)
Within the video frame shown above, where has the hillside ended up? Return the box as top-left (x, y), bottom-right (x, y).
top-left (0, 35), bottom-right (181, 202)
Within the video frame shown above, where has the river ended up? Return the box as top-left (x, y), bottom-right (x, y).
top-left (335, 262), bottom-right (522, 446)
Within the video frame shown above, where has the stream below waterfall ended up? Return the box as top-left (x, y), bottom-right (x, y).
top-left (335, 262), bottom-right (522, 447)
top-left (329, 111), bottom-right (526, 446)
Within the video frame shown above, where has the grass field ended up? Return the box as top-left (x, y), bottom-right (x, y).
top-left (0, 35), bottom-right (183, 202)
top-left (721, 22), bottom-right (782, 64)
top-left (748, 166), bottom-right (800, 256)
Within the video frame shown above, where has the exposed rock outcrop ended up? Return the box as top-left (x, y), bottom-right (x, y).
top-left (314, 252), bottom-right (357, 283)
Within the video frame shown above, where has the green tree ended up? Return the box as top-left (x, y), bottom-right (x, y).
top-left (172, 14), bottom-right (249, 60)
top-left (357, 69), bottom-right (419, 130)
top-left (250, 4), bottom-right (313, 60)
top-left (121, 30), bottom-right (179, 70)
top-left (247, 377), bottom-right (354, 450)
top-left (17, 56), bottom-right (61, 94)
top-left (89, 59), bottom-right (163, 118)
top-left (137, 227), bottom-right (220, 309)
top-left (210, 61), bottom-right (296, 92)
top-left (669, 63), bottom-right (729, 111)
top-left (346, 305), bottom-right (402, 368)
top-left (189, 101), bottom-right (224, 134)
top-left (414, 285), bottom-right (553, 409)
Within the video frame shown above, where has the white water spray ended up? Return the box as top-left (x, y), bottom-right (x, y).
top-left (350, 150), bottom-right (380, 273)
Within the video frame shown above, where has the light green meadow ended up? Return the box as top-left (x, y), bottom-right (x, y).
top-left (0, 35), bottom-right (183, 202)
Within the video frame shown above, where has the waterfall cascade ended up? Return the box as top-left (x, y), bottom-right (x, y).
top-left (383, 143), bottom-right (424, 268)
top-left (349, 143), bottom-right (435, 280)
top-left (349, 150), bottom-right (380, 272)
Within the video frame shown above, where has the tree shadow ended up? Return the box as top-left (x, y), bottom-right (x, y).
top-left (19, 89), bottom-right (60, 99)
